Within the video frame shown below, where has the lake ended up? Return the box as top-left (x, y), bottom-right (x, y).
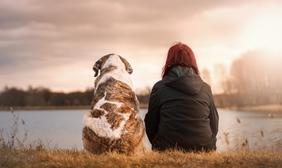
top-left (0, 109), bottom-right (281, 151)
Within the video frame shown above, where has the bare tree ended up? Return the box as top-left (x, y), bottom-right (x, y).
top-left (201, 68), bottom-right (211, 85)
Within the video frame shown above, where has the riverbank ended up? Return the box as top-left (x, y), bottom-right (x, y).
top-left (0, 104), bottom-right (149, 111)
top-left (1, 104), bottom-right (282, 113)
top-left (0, 148), bottom-right (281, 168)
top-left (229, 104), bottom-right (282, 113)
top-left (0, 106), bottom-right (90, 111)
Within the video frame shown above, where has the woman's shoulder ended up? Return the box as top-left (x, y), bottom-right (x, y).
top-left (150, 80), bottom-right (167, 96)
top-left (152, 79), bottom-right (166, 90)
top-left (200, 81), bottom-right (214, 99)
top-left (202, 81), bottom-right (212, 91)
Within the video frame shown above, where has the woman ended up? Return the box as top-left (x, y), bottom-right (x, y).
top-left (145, 42), bottom-right (219, 152)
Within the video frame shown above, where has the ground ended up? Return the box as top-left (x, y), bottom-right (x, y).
top-left (0, 148), bottom-right (281, 168)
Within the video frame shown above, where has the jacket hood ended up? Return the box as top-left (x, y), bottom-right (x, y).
top-left (164, 65), bottom-right (203, 95)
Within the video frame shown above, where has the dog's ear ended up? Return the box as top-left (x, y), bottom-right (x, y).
top-left (119, 56), bottom-right (133, 74)
top-left (93, 54), bottom-right (113, 77)
top-left (93, 59), bottom-right (102, 77)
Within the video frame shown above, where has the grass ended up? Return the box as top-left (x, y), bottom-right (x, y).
top-left (0, 148), bottom-right (281, 168)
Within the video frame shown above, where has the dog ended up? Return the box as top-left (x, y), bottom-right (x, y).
top-left (82, 54), bottom-right (145, 155)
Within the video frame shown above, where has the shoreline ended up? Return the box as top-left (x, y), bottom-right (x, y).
top-left (0, 106), bottom-right (90, 111)
top-left (1, 104), bottom-right (282, 113)
top-left (226, 104), bottom-right (282, 113)
top-left (0, 104), bottom-right (149, 111)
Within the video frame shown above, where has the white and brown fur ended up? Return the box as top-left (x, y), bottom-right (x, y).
top-left (82, 54), bottom-right (145, 155)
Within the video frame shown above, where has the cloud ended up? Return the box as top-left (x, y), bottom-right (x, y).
top-left (0, 0), bottom-right (281, 91)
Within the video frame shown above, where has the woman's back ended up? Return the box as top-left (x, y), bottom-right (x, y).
top-left (145, 66), bottom-right (218, 151)
top-left (145, 42), bottom-right (218, 152)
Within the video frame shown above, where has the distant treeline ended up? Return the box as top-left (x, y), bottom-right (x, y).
top-left (0, 87), bottom-right (92, 107)
top-left (214, 51), bottom-right (282, 107)
top-left (0, 86), bottom-right (150, 108)
top-left (1, 51), bottom-right (282, 109)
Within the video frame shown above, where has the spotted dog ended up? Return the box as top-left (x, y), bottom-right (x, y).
top-left (82, 54), bottom-right (145, 155)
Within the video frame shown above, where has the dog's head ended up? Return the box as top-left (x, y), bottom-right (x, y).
top-left (93, 54), bottom-right (133, 77)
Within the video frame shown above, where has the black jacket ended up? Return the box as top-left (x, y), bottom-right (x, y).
top-left (145, 66), bottom-right (219, 151)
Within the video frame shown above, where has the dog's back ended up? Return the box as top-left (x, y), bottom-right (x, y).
top-left (82, 54), bottom-right (144, 154)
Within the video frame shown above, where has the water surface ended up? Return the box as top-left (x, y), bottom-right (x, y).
top-left (0, 109), bottom-right (281, 151)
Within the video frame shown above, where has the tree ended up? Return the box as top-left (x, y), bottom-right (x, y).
top-left (201, 69), bottom-right (211, 85)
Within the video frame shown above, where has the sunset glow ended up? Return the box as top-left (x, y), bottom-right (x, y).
top-left (0, 0), bottom-right (281, 93)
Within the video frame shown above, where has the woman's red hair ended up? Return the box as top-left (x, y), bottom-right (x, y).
top-left (162, 42), bottom-right (199, 78)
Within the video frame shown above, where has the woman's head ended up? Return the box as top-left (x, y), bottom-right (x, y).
top-left (162, 42), bottom-right (199, 78)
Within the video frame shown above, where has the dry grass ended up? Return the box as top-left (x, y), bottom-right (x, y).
top-left (0, 148), bottom-right (281, 168)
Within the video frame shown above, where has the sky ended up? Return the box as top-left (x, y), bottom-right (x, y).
top-left (0, 0), bottom-right (282, 93)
